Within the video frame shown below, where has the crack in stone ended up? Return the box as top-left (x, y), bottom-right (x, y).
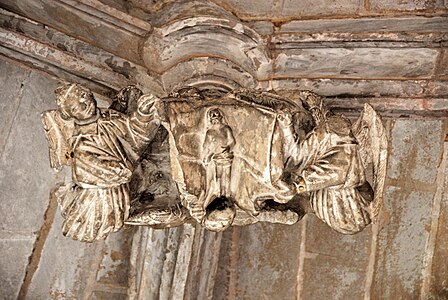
top-left (0, 70), bottom-right (29, 161)
top-left (17, 184), bottom-right (60, 300)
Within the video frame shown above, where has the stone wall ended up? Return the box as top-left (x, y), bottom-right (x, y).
top-left (0, 58), bottom-right (134, 300)
top-left (0, 0), bottom-right (447, 299)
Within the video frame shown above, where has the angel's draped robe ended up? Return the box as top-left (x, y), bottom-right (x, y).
top-left (58, 108), bottom-right (159, 242)
top-left (285, 115), bottom-right (372, 234)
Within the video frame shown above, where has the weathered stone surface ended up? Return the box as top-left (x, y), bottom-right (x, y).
top-left (0, 66), bottom-right (57, 233)
top-left (1, 0), bottom-right (145, 65)
top-left (211, 227), bottom-right (235, 300)
top-left (210, 0), bottom-right (276, 18)
top-left (0, 59), bottom-right (29, 158)
top-left (0, 238), bottom-right (35, 300)
top-left (90, 291), bottom-right (128, 300)
top-left (143, 12), bottom-right (271, 80)
top-left (281, 0), bottom-right (361, 17)
top-left (388, 120), bottom-right (444, 184)
top-left (304, 215), bottom-right (371, 262)
top-left (136, 228), bottom-right (170, 299)
top-left (235, 222), bottom-right (302, 300)
top-left (429, 140), bottom-right (448, 298)
top-left (274, 48), bottom-right (439, 79)
top-left (301, 255), bottom-right (366, 300)
top-left (26, 212), bottom-right (97, 299)
top-left (277, 16), bottom-right (448, 33)
top-left (96, 229), bottom-right (135, 286)
top-left (186, 229), bottom-right (223, 299)
top-left (372, 187), bottom-right (435, 299)
top-left (300, 216), bottom-right (371, 299)
top-left (272, 78), bottom-right (429, 98)
top-left (435, 49), bottom-right (448, 78)
top-left (370, 0), bottom-right (445, 11)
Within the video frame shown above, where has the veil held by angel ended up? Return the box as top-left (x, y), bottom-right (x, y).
top-left (42, 84), bottom-right (388, 242)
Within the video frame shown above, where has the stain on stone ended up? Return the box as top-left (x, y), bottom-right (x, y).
top-left (110, 251), bottom-right (123, 262)
top-left (105, 58), bottom-right (135, 80)
top-left (56, 43), bottom-right (68, 52)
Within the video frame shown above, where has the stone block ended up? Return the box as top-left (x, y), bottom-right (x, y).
top-left (304, 215), bottom-right (371, 263)
top-left (96, 229), bottom-right (135, 286)
top-left (90, 291), bottom-right (127, 300)
top-left (1, 0), bottom-right (144, 65)
top-left (388, 120), bottom-right (444, 184)
top-left (278, 17), bottom-right (448, 33)
top-left (212, 0), bottom-right (276, 18)
top-left (0, 238), bottom-right (35, 300)
top-left (272, 78), bottom-right (427, 98)
top-left (372, 187), bottom-right (434, 299)
top-left (300, 216), bottom-right (370, 299)
top-left (0, 69), bottom-right (57, 234)
top-left (236, 222), bottom-right (302, 300)
top-left (429, 142), bottom-right (448, 298)
top-left (370, 0), bottom-right (445, 11)
top-left (0, 59), bottom-right (29, 155)
top-left (274, 48), bottom-right (439, 79)
top-left (281, 0), bottom-right (361, 18)
top-left (26, 212), bottom-right (97, 299)
top-left (211, 228), bottom-right (234, 300)
top-left (435, 49), bottom-right (448, 78)
top-left (301, 255), bottom-right (366, 300)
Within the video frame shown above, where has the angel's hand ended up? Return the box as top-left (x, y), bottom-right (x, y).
top-left (277, 112), bottom-right (293, 127)
top-left (273, 179), bottom-right (296, 203)
top-left (137, 94), bottom-right (158, 115)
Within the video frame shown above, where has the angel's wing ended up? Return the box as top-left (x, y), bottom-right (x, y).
top-left (352, 104), bottom-right (388, 220)
top-left (41, 110), bottom-right (73, 171)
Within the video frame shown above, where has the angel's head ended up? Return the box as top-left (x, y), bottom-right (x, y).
top-left (207, 108), bottom-right (224, 125)
top-left (55, 83), bottom-right (97, 121)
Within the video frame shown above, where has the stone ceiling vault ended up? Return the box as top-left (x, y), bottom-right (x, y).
top-left (0, 0), bottom-right (447, 116)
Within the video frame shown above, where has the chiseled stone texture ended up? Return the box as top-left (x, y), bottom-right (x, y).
top-left (429, 141), bottom-right (448, 299)
top-left (96, 228), bottom-right (135, 286)
top-left (373, 188), bottom-right (435, 299)
top-left (281, 0), bottom-right (361, 17)
top-left (0, 60), bottom-right (57, 234)
top-left (274, 48), bottom-right (439, 79)
top-left (0, 57), bottom-right (134, 300)
top-left (388, 119), bottom-right (444, 184)
top-left (235, 222), bottom-right (302, 300)
top-left (0, 58), bottom-right (58, 300)
top-left (0, 238), bottom-right (35, 300)
top-left (370, 0), bottom-right (445, 11)
top-left (301, 216), bottom-right (371, 300)
top-left (26, 213), bottom-right (97, 299)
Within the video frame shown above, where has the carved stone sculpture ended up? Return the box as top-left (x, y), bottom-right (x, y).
top-left (42, 83), bottom-right (160, 242)
top-left (42, 84), bottom-right (387, 242)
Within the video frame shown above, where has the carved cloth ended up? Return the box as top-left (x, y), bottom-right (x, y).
top-left (286, 116), bottom-right (372, 234)
top-left (57, 109), bottom-right (158, 242)
top-left (164, 101), bottom-right (284, 214)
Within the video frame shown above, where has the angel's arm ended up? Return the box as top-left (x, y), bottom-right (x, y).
top-left (124, 94), bottom-right (161, 150)
top-left (290, 126), bottom-right (366, 192)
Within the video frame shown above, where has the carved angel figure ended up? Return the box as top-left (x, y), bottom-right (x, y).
top-left (275, 92), bottom-right (387, 234)
top-left (42, 83), bottom-right (160, 242)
